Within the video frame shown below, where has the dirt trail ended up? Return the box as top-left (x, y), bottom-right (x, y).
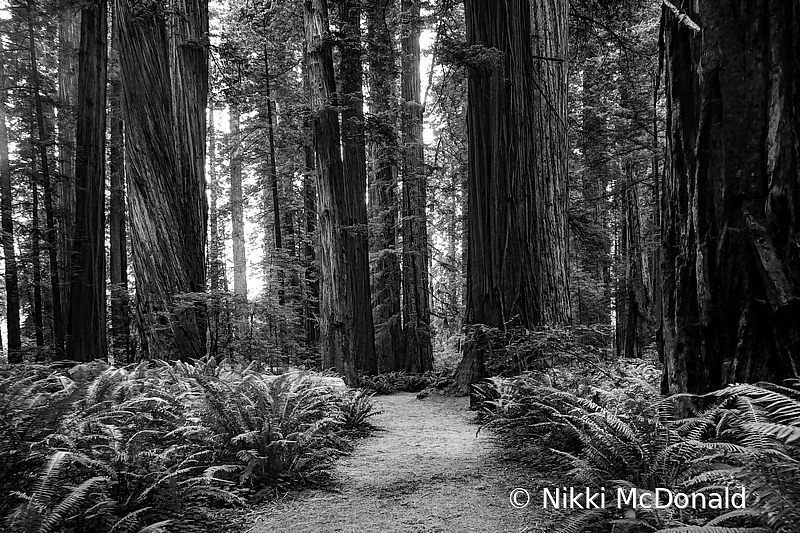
top-left (245, 392), bottom-right (555, 533)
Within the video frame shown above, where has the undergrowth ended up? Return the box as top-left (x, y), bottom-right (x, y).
top-left (358, 370), bottom-right (451, 395)
top-left (0, 358), bottom-right (376, 533)
top-left (480, 356), bottom-right (800, 533)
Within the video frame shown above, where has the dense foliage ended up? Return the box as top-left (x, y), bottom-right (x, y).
top-left (477, 346), bottom-right (800, 533)
top-left (0, 359), bottom-right (377, 532)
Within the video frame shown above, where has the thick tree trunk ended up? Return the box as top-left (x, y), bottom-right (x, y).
top-left (530, 0), bottom-right (571, 325)
top-left (366, 0), bottom-right (401, 372)
top-left (400, 0), bottom-right (432, 373)
top-left (67, 0), bottom-right (107, 362)
top-left (454, 0), bottom-right (548, 391)
top-left (338, 0), bottom-right (378, 374)
top-left (57, 9), bottom-right (79, 321)
top-left (229, 104), bottom-right (247, 298)
top-left (304, 0), bottom-right (376, 385)
top-left (454, 0), bottom-right (572, 392)
top-left (0, 40), bottom-right (21, 360)
top-left (28, 3), bottom-right (65, 355)
top-left (109, 7), bottom-right (130, 363)
top-left (661, 2), bottom-right (800, 394)
top-left (117, 0), bottom-right (208, 361)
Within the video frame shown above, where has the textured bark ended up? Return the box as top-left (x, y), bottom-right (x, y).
top-left (530, 0), bottom-right (571, 325)
top-left (661, 2), bottom-right (800, 394)
top-left (28, 3), bottom-right (65, 354)
top-left (67, 0), bottom-right (107, 362)
top-left (109, 8), bottom-right (130, 362)
top-left (117, 0), bottom-right (208, 361)
top-left (366, 0), bottom-right (401, 372)
top-left (338, 0), bottom-right (378, 374)
top-left (304, 0), bottom-right (375, 385)
top-left (455, 0), bottom-right (538, 391)
top-left (400, 0), bottom-right (432, 373)
top-left (57, 9), bottom-right (79, 320)
top-left (301, 45), bottom-right (319, 347)
top-left (229, 104), bottom-right (247, 298)
top-left (454, 0), bottom-right (571, 392)
top-left (0, 39), bottom-right (21, 359)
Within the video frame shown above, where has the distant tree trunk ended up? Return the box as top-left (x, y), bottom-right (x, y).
top-left (530, 0), bottom-right (571, 325)
top-left (117, 0), bottom-right (208, 361)
top-left (30, 152), bottom-right (44, 348)
top-left (109, 7), bottom-right (130, 363)
top-left (366, 0), bottom-right (401, 372)
top-left (0, 40), bottom-right (21, 360)
top-left (208, 106), bottom-right (223, 292)
top-left (263, 51), bottom-right (283, 304)
top-left (661, 2), bottom-right (800, 394)
top-left (301, 45), bottom-right (319, 347)
top-left (67, 0), bottom-right (107, 363)
top-left (616, 164), bottom-right (650, 359)
top-left (579, 49), bottom-right (611, 326)
top-left (28, 2), bottom-right (65, 355)
top-left (229, 104), bottom-right (247, 299)
top-left (400, 0), bottom-right (432, 372)
top-left (338, 0), bottom-right (377, 374)
top-left (304, 0), bottom-right (376, 385)
top-left (57, 9), bottom-right (79, 321)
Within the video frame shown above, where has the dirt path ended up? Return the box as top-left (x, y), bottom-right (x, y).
top-left (244, 392), bottom-right (556, 533)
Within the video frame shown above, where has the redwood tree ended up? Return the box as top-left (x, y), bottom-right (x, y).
top-left (661, 2), bottom-right (800, 394)
top-left (67, 0), bottom-right (107, 362)
top-left (304, 0), bottom-right (376, 385)
top-left (400, 0), bottom-right (432, 372)
top-left (454, 0), bottom-right (571, 391)
top-left (338, 0), bottom-right (377, 374)
top-left (366, 0), bottom-right (401, 372)
top-left (0, 38), bottom-right (21, 360)
top-left (117, 0), bottom-right (208, 361)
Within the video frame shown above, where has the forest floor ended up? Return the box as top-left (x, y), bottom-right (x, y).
top-left (243, 392), bottom-right (560, 533)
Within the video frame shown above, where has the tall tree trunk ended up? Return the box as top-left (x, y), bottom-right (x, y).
top-left (229, 104), bottom-right (247, 298)
top-left (400, 0), bottom-right (432, 372)
top-left (661, 2), bottom-right (800, 395)
top-left (208, 106), bottom-right (223, 291)
top-left (454, 0), bottom-right (570, 392)
top-left (67, 0), bottom-right (107, 362)
top-left (302, 46), bottom-right (319, 347)
top-left (30, 152), bottom-right (44, 348)
top-left (263, 52), bottom-right (283, 304)
top-left (579, 48), bottom-right (611, 326)
top-left (117, 0), bottom-right (208, 361)
top-left (57, 9), bottom-right (79, 321)
top-left (338, 0), bottom-right (377, 374)
top-left (28, 1), bottom-right (65, 355)
top-left (0, 40), bottom-right (21, 360)
top-left (530, 0), bottom-right (571, 325)
top-left (366, 0), bottom-right (401, 372)
top-left (109, 5), bottom-right (130, 362)
top-left (304, 0), bottom-right (376, 385)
